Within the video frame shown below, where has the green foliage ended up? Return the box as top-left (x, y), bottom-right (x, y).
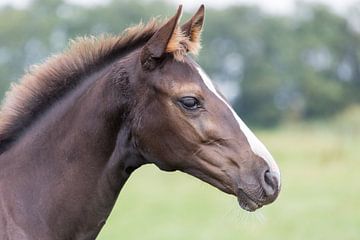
top-left (0, 0), bottom-right (359, 127)
top-left (333, 105), bottom-right (360, 135)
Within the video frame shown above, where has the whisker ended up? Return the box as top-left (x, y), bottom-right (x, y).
top-left (254, 210), bottom-right (266, 224)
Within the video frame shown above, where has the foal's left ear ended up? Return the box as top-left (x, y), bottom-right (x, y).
top-left (181, 5), bottom-right (205, 55)
top-left (140, 5), bottom-right (184, 70)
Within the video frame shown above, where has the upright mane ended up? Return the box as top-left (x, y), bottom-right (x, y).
top-left (0, 19), bottom-right (162, 152)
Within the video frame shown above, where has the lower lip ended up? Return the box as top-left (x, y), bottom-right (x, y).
top-left (237, 190), bottom-right (261, 212)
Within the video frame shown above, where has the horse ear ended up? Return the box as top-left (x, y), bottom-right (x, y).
top-left (181, 4), bottom-right (205, 55)
top-left (140, 5), bottom-right (183, 70)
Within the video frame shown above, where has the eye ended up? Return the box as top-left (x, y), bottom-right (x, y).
top-left (178, 96), bottom-right (201, 110)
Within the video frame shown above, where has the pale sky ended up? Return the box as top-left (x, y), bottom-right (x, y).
top-left (0, 0), bottom-right (359, 15)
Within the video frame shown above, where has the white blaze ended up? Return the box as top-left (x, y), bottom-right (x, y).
top-left (196, 67), bottom-right (280, 181)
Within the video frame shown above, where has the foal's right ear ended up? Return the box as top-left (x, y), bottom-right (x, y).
top-left (140, 6), bottom-right (183, 71)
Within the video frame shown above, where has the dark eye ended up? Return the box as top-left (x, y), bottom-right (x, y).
top-left (179, 96), bottom-right (201, 110)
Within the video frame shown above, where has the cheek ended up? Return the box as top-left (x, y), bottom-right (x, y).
top-left (195, 118), bottom-right (218, 139)
top-left (193, 113), bottom-right (229, 141)
top-left (135, 104), bottom-right (195, 165)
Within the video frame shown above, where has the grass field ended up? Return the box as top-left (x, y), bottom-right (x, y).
top-left (97, 110), bottom-right (360, 240)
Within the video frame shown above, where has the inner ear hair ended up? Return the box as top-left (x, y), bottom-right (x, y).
top-left (180, 4), bottom-right (205, 55)
top-left (140, 5), bottom-right (184, 69)
top-left (165, 26), bottom-right (188, 61)
top-left (164, 5), bottom-right (206, 61)
top-left (141, 5), bottom-right (205, 68)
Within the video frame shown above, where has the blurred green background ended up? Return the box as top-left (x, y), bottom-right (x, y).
top-left (0, 0), bottom-right (359, 239)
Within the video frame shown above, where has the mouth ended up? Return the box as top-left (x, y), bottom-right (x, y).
top-left (236, 189), bottom-right (263, 212)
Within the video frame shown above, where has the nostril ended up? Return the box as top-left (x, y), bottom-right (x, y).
top-left (262, 170), bottom-right (279, 199)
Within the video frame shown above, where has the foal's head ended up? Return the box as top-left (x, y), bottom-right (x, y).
top-left (132, 5), bottom-right (280, 211)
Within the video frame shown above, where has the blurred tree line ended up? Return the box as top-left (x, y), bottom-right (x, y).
top-left (0, 0), bottom-right (359, 127)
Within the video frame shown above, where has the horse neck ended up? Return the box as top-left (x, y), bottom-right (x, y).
top-left (0, 56), bottom-right (145, 239)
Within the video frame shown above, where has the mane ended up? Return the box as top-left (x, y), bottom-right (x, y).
top-left (0, 19), bottom-right (162, 152)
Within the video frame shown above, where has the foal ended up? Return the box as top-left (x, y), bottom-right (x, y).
top-left (0, 5), bottom-right (280, 239)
